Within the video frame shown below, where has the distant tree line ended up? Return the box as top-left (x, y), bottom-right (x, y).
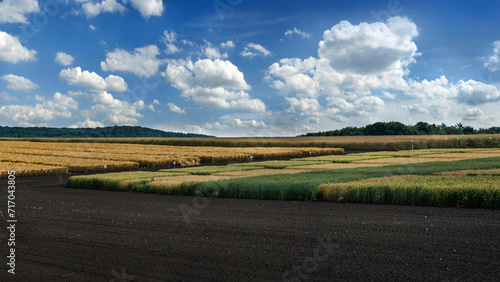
top-left (0, 126), bottom-right (212, 138)
top-left (301, 121), bottom-right (500, 137)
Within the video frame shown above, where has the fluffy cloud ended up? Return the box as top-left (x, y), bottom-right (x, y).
top-left (241, 43), bottom-right (272, 58)
top-left (267, 17), bottom-right (421, 123)
top-left (484, 41), bottom-right (500, 72)
top-left (128, 0), bottom-right (164, 18)
top-left (87, 91), bottom-right (144, 125)
top-left (0, 31), bottom-right (37, 63)
top-left (192, 59), bottom-right (251, 90)
top-left (69, 119), bottom-right (105, 128)
top-left (82, 0), bottom-right (126, 18)
top-left (167, 103), bottom-right (185, 114)
top-left (285, 97), bottom-right (320, 114)
top-left (204, 46), bottom-right (228, 59)
top-left (405, 76), bottom-right (454, 100)
top-left (284, 27), bottom-right (311, 39)
top-left (59, 67), bottom-right (128, 92)
top-left (164, 58), bottom-right (265, 112)
top-left (231, 118), bottom-right (267, 128)
top-left (324, 96), bottom-right (384, 121)
top-left (55, 52), bottom-right (75, 66)
top-left (319, 16), bottom-right (418, 75)
top-left (0, 0), bottom-right (40, 24)
top-left (0, 93), bottom-right (78, 126)
top-left (266, 57), bottom-right (319, 97)
top-left (162, 30), bottom-right (181, 54)
top-left (1, 74), bottom-right (39, 92)
top-left (101, 45), bottom-right (161, 77)
top-left (221, 41), bottom-right (235, 48)
top-left (0, 92), bottom-right (18, 102)
top-left (463, 108), bottom-right (484, 121)
top-left (456, 79), bottom-right (500, 105)
top-left (402, 104), bottom-right (430, 115)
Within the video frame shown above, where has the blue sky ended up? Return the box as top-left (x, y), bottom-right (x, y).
top-left (1, 0), bottom-right (500, 136)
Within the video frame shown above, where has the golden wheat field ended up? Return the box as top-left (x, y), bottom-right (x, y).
top-left (0, 141), bottom-right (343, 177)
top-left (4, 134), bottom-right (499, 150)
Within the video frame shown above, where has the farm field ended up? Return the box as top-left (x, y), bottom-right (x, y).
top-left (2, 133), bottom-right (500, 150)
top-left (0, 140), bottom-right (342, 176)
top-left (68, 148), bottom-right (500, 208)
top-left (6, 175), bottom-right (500, 281)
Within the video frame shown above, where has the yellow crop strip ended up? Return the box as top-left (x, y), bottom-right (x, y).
top-left (0, 141), bottom-right (343, 177)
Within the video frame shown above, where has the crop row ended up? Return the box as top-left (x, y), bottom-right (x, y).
top-left (67, 151), bottom-right (500, 208)
top-left (0, 152), bottom-right (138, 173)
top-left (0, 141), bottom-right (343, 172)
top-left (3, 134), bottom-right (500, 149)
top-left (319, 174), bottom-right (500, 208)
top-left (0, 162), bottom-right (68, 178)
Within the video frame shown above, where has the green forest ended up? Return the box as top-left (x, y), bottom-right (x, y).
top-left (0, 126), bottom-right (211, 138)
top-left (302, 121), bottom-right (500, 136)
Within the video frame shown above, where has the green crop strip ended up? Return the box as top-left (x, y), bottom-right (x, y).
top-left (186, 157), bottom-right (500, 203)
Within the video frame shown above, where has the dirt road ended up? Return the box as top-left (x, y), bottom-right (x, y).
top-left (1, 175), bottom-right (499, 281)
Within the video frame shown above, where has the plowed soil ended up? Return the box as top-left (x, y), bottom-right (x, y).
top-left (2, 175), bottom-right (499, 281)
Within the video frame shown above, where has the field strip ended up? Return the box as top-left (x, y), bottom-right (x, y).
top-left (318, 172), bottom-right (500, 208)
top-left (414, 150), bottom-right (500, 159)
top-left (4, 134), bottom-right (500, 150)
top-left (213, 168), bottom-right (308, 177)
top-left (352, 156), bottom-right (471, 164)
top-left (433, 168), bottom-right (500, 176)
top-left (285, 163), bottom-right (386, 171)
top-left (0, 162), bottom-right (68, 177)
top-left (0, 141), bottom-right (343, 175)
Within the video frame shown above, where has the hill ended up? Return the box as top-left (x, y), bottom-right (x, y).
top-left (0, 126), bottom-right (212, 138)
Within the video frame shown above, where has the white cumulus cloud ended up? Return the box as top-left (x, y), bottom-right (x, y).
top-left (463, 108), bottom-right (484, 121)
top-left (221, 41), bottom-right (235, 48)
top-left (456, 79), bottom-right (500, 105)
top-left (284, 27), bottom-right (311, 39)
top-left (59, 67), bottom-right (128, 92)
top-left (204, 46), bottom-right (228, 59)
top-left (163, 58), bottom-right (265, 112)
top-left (485, 41), bottom-right (500, 72)
top-left (167, 103), bottom-right (185, 114)
top-left (241, 43), bottom-right (272, 58)
top-left (285, 97), bottom-right (320, 114)
top-left (232, 118), bottom-right (267, 128)
top-left (128, 0), bottom-right (164, 18)
top-left (162, 29), bottom-right (181, 54)
top-left (69, 119), bottom-right (105, 128)
top-left (88, 91), bottom-right (144, 125)
top-left (0, 0), bottom-right (40, 24)
top-left (0, 92), bottom-right (18, 102)
top-left (1, 74), bottom-right (39, 92)
top-left (0, 31), bottom-right (37, 63)
top-left (55, 52), bottom-right (75, 66)
top-left (0, 93), bottom-right (78, 126)
top-left (82, 0), bottom-right (126, 18)
top-left (319, 16), bottom-right (419, 75)
top-left (101, 45), bottom-right (161, 77)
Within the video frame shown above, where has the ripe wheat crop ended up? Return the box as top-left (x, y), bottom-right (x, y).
top-left (0, 141), bottom-right (343, 176)
top-left (0, 162), bottom-right (68, 177)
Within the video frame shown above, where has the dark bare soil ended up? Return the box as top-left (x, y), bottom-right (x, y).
top-left (1, 175), bottom-right (499, 281)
